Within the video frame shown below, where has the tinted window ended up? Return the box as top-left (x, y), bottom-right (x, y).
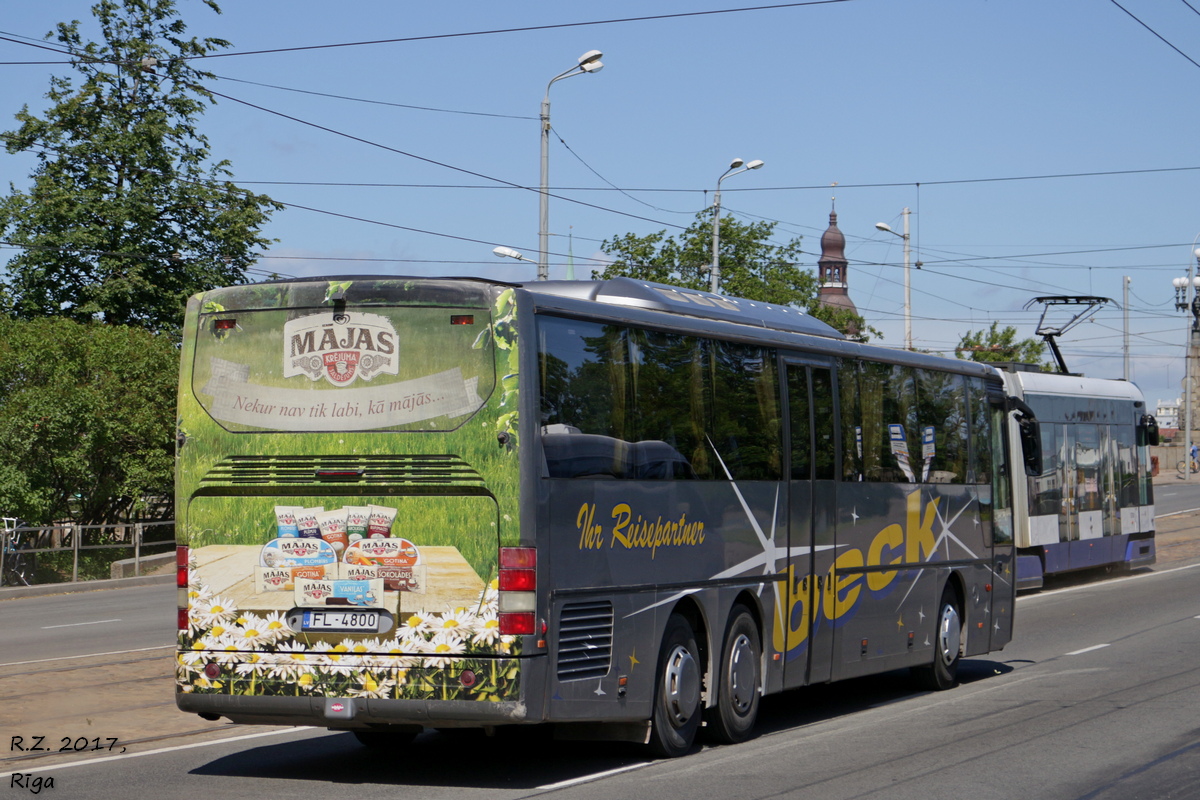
top-left (538, 317), bottom-right (781, 481)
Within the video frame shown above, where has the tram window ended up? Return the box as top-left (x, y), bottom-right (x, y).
top-left (1115, 425), bottom-right (1138, 507)
top-left (1074, 424), bottom-right (1102, 512)
top-left (1031, 424), bottom-right (1062, 517)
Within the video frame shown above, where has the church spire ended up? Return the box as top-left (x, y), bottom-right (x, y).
top-left (816, 199), bottom-right (859, 331)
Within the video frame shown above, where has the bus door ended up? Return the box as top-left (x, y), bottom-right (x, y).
top-left (781, 360), bottom-right (837, 688)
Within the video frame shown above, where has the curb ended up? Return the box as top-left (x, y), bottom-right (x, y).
top-left (0, 572), bottom-right (173, 601)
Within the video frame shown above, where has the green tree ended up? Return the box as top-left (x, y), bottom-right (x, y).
top-left (597, 212), bottom-right (874, 340)
top-left (0, 0), bottom-right (280, 333)
top-left (0, 317), bottom-right (177, 526)
top-left (955, 321), bottom-right (1047, 366)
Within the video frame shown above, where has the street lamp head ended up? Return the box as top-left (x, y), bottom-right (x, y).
top-left (1194, 246), bottom-right (1200, 259)
top-left (578, 49), bottom-right (603, 66)
top-left (1175, 277), bottom-right (1188, 289)
top-left (875, 222), bottom-right (894, 233)
top-left (746, 159), bottom-right (764, 170)
top-left (728, 157), bottom-right (745, 170)
top-left (493, 246), bottom-right (524, 261)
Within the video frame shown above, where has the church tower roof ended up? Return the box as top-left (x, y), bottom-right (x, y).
top-left (817, 207), bottom-right (858, 328)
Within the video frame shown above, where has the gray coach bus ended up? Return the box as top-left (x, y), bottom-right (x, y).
top-left (175, 276), bottom-right (1036, 757)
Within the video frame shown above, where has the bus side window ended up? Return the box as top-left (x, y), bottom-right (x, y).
top-left (787, 367), bottom-right (811, 481)
top-left (838, 359), bottom-right (863, 481)
top-left (812, 368), bottom-right (836, 481)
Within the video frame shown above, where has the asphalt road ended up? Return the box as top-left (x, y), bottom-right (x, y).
top-left (0, 583), bottom-right (173, 664)
top-left (1152, 476), bottom-right (1200, 518)
top-left (3, 526), bottom-right (1199, 800)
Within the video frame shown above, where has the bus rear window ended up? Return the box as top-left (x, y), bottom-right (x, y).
top-left (191, 305), bottom-right (495, 433)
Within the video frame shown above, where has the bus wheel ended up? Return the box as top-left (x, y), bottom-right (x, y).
top-left (351, 726), bottom-right (421, 749)
top-left (648, 614), bottom-right (702, 758)
top-left (706, 605), bottom-right (761, 744)
top-left (912, 585), bottom-right (962, 691)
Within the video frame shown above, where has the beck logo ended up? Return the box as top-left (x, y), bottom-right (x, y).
top-left (284, 312), bottom-right (399, 386)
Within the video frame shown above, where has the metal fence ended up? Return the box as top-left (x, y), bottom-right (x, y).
top-left (1, 520), bottom-right (175, 587)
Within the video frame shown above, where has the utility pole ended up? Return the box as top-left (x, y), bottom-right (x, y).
top-left (1124, 276), bottom-right (1130, 381)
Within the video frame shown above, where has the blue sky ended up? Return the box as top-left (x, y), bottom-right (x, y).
top-left (2, 0), bottom-right (1200, 415)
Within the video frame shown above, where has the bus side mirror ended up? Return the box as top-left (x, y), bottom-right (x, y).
top-left (1141, 414), bottom-right (1160, 446)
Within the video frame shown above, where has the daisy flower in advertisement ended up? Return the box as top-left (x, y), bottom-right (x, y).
top-left (179, 638), bottom-right (212, 669)
top-left (481, 577), bottom-right (500, 606)
top-left (471, 614), bottom-right (503, 647)
top-left (346, 637), bottom-right (386, 668)
top-left (191, 674), bottom-right (224, 692)
top-left (234, 652), bottom-right (268, 677)
top-left (424, 632), bottom-right (466, 668)
top-left (434, 606), bottom-right (477, 639)
top-left (350, 672), bottom-right (398, 699)
top-left (232, 615), bottom-right (272, 649)
top-left (193, 595), bottom-right (239, 629)
top-left (259, 610), bottom-right (292, 644)
top-left (270, 642), bottom-right (316, 681)
top-left (398, 610), bottom-right (434, 637)
top-left (378, 636), bottom-right (420, 669)
top-left (210, 638), bottom-right (244, 665)
top-left (310, 640), bottom-right (359, 668)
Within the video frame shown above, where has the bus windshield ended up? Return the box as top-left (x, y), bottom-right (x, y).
top-left (190, 280), bottom-right (496, 433)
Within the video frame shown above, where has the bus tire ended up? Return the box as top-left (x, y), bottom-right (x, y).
top-left (912, 584), bottom-right (962, 691)
top-left (351, 726), bottom-right (421, 749)
top-left (647, 614), bottom-right (702, 758)
top-left (706, 605), bottom-right (761, 744)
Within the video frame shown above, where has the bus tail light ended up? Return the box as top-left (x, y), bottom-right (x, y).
top-left (177, 546), bottom-right (189, 631)
top-left (498, 547), bottom-right (536, 636)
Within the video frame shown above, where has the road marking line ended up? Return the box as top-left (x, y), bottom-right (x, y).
top-left (0, 645), bottom-right (173, 668)
top-left (41, 619), bottom-right (122, 629)
top-left (539, 762), bottom-right (652, 789)
top-left (0, 728), bottom-right (316, 780)
top-left (1065, 644), bottom-right (1110, 656)
top-left (1156, 506), bottom-right (1200, 519)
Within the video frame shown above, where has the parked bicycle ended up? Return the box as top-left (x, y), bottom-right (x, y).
top-left (1, 519), bottom-right (34, 587)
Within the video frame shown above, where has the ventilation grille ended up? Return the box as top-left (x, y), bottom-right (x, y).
top-left (557, 601), bottom-right (614, 682)
top-left (198, 455), bottom-right (485, 488)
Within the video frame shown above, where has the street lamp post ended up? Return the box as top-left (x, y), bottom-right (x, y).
top-left (539, 49), bottom-right (604, 281)
top-left (1172, 242), bottom-right (1200, 479)
top-left (875, 208), bottom-right (912, 350)
top-left (709, 157), bottom-right (764, 294)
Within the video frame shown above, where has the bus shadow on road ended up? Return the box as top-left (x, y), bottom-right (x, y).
top-left (189, 660), bottom-right (1014, 789)
top-left (190, 726), bottom-right (653, 790)
top-left (753, 658), bottom-right (1014, 737)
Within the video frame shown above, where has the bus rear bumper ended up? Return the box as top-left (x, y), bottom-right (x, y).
top-left (177, 692), bottom-right (537, 728)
